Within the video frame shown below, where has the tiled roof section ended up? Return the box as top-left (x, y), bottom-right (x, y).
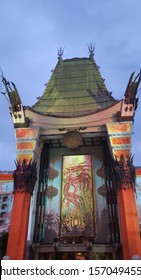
top-left (32, 57), bottom-right (116, 117)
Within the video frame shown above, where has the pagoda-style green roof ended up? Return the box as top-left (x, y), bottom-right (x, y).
top-left (32, 57), bottom-right (116, 117)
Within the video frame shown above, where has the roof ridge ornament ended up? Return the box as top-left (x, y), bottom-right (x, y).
top-left (88, 43), bottom-right (95, 61)
top-left (2, 74), bottom-right (28, 127)
top-left (119, 70), bottom-right (141, 121)
top-left (124, 70), bottom-right (141, 105)
top-left (57, 47), bottom-right (64, 63)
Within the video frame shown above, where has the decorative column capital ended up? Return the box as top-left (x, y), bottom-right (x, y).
top-left (13, 159), bottom-right (37, 195)
top-left (114, 155), bottom-right (136, 190)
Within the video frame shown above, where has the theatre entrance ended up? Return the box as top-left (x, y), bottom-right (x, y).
top-left (31, 243), bottom-right (121, 260)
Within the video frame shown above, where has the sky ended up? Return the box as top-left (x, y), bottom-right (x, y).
top-left (0, 0), bottom-right (141, 171)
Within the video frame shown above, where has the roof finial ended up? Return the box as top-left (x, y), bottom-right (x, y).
top-left (88, 43), bottom-right (95, 61)
top-left (58, 47), bottom-right (64, 63)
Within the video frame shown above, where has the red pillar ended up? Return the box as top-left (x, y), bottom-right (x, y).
top-left (6, 192), bottom-right (31, 259)
top-left (6, 159), bottom-right (37, 260)
top-left (118, 188), bottom-right (141, 259)
top-left (114, 155), bottom-right (141, 259)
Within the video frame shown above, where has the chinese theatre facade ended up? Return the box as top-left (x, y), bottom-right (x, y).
top-left (2, 47), bottom-right (141, 260)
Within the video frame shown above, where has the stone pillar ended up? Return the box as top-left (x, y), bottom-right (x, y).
top-left (6, 159), bottom-right (37, 260)
top-left (114, 155), bottom-right (141, 259)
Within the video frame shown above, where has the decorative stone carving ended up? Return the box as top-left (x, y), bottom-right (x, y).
top-left (63, 131), bottom-right (83, 149)
top-left (114, 155), bottom-right (136, 190)
top-left (13, 159), bottom-right (37, 195)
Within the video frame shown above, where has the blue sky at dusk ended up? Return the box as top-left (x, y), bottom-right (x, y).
top-left (0, 0), bottom-right (141, 170)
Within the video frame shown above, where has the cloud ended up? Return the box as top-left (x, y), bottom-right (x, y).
top-left (0, 0), bottom-right (141, 169)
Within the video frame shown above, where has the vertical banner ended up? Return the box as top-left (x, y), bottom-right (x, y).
top-left (43, 159), bottom-right (61, 243)
top-left (61, 155), bottom-right (94, 237)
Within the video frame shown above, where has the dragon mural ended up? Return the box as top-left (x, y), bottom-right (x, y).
top-left (61, 155), bottom-right (94, 237)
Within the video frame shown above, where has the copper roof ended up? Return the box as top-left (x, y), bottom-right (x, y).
top-left (32, 57), bottom-right (116, 117)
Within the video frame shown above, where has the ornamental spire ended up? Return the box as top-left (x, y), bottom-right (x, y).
top-left (57, 47), bottom-right (64, 63)
top-left (88, 43), bottom-right (95, 61)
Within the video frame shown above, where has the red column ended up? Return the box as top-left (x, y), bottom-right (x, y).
top-left (6, 192), bottom-right (31, 259)
top-left (6, 159), bottom-right (37, 260)
top-left (118, 188), bottom-right (141, 259)
top-left (114, 155), bottom-right (141, 259)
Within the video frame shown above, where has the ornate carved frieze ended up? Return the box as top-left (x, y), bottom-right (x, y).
top-left (114, 155), bottom-right (136, 190)
top-left (106, 122), bottom-right (132, 161)
top-left (13, 159), bottom-right (37, 195)
top-left (15, 127), bottom-right (40, 164)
